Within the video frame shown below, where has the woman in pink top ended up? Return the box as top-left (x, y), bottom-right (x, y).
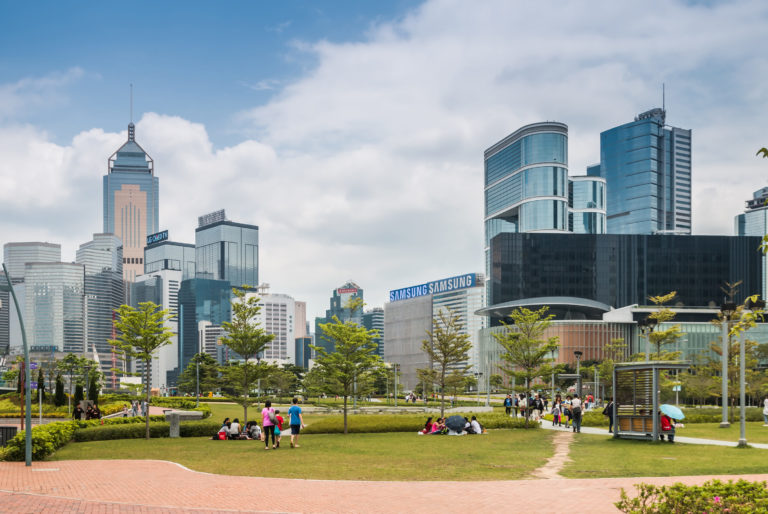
top-left (262, 400), bottom-right (276, 450)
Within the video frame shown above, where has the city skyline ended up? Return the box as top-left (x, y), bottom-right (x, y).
top-left (1, 0), bottom-right (767, 320)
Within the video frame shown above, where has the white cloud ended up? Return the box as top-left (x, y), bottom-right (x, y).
top-left (0, 67), bottom-right (84, 121)
top-left (2, 0), bottom-right (768, 320)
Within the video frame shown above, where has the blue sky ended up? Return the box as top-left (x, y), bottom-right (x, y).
top-left (1, 0), bottom-right (768, 319)
top-left (0, 1), bottom-right (420, 144)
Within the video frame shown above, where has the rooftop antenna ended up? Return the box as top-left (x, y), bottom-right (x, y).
top-left (130, 83), bottom-right (133, 123)
top-left (662, 83), bottom-right (665, 112)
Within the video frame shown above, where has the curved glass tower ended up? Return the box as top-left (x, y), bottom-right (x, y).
top-left (484, 122), bottom-right (569, 282)
top-left (569, 176), bottom-right (606, 234)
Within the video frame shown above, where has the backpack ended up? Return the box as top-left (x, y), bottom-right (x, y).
top-left (268, 409), bottom-right (277, 424)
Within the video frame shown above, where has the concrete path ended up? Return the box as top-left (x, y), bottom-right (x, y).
top-left (540, 421), bottom-right (768, 448)
top-left (2, 459), bottom-right (768, 513)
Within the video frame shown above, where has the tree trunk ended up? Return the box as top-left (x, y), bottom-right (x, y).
top-left (145, 359), bottom-right (151, 440)
top-left (343, 395), bottom-right (348, 434)
top-left (243, 362), bottom-right (249, 423)
top-left (440, 369), bottom-right (446, 418)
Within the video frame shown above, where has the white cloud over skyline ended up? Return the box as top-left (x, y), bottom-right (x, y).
top-left (1, 0), bottom-right (768, 320)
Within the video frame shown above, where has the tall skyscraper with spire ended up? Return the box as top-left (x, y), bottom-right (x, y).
top-left (103, 122), bottom-right (159, 282)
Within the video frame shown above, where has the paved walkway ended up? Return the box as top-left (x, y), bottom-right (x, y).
top-left (2, 459), bottom-right (768, 513)
top-left (540, 421), bottom-right (768, 448)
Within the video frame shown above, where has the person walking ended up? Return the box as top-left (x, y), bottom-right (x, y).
top-left (571, 394), bottom-right (583, 433)
top-left (288, 397), bottom-right (305, 448)
top-left (503, 394), bottom-right (513, 416)
top-left (603, 398), bottom-right (615, 433)
top-left (563, 395), bottom-right (572, 429)
top-left (262, 400), bottom-right (277, 450)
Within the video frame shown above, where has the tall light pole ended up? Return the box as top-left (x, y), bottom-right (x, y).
top-left (484, 356), bottom-right (490, 408)
top-left (2, 264), bottom-right (32, 466)
top-left (738, 298), bottom-right (764, 446)
top-left (393, 363), bottom-right (398, 407)
top-left (550, 348), bottom-right (557, 401)
top-left (720, 302), bottom-right (736, 428)
top-left (574, 351), bottom-right (583, 398)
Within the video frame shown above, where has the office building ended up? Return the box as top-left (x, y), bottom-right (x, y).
top-left (294, 301), bottom-right (307, 338)
top-left (595, 108), bottom-right (692, 234)
top-left (178, 278), bottom-right (231, 370)
top-left (103, 122), bottom-right (159, 282)
top-left (2, 243), bottom-right (63, 354)
top-left (483, 123), bottom-right (606, 292)
top-left (195, 209), bottom-right (259, 287)
top-left (24, 262), bottom-right (85, 353)
top-left (76, 234), bottom-right (124, 382)
top-left (144, 231), bottom-right (195, 280)
top-left (314, 281), bottom-right (363, 353)
top-left (486, 232), bottom-right (762, 322)
top-left (198, 321), bottom-right (227, 365)
top-left (295, 336), bottom-right (312, 368)
top-left (246, 286), bottom-right (295, 364)
top-left (735, 187), bottom-right (768, 299)
top-left (362, 307), bottom-right (384, 357)
top-left (384, 273), bottom-right (485, 390)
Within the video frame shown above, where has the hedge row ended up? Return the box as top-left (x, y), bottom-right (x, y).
top-left (542, 407), bottom-right (766, 427)
top-left (73, 420), bottom-right (220, 442)
top-left (616, 479), bottom-right (768, 513)
top-left (3, 421), bottom-right (78, 461)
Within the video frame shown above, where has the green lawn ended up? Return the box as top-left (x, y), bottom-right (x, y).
top-left (561, 433), bottom-right (768, 478)
top-left (49, 429), bottom-right (554, 481)
top-left (675, 422), bottom-right (768, 444)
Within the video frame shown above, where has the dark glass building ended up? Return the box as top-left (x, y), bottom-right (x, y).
top-left (488, 233), bottom-right (762, 322)
top-left (178, 278), bottom-right (232, 372)
top-left (314, 281), bottom-right (363, 353)
top-left (195, 211), bottom-right (258, 288)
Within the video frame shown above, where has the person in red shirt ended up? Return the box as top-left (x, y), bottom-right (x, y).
top-left (274, 409), bottom-right (285, 449)
top-left (659, 412), bottom-right (675, 443)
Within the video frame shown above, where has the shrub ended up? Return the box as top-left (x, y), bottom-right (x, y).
top-left (616, 479), bottom-right (768, 513)
top-left (74, 385), bottom-right (84, 405)
top-left (73, 420), bottom-right (220, 442)
top-left (3, 421), bottom-right (78, 461)
top-left (302, 413), bottom-right (537, 434)
top-left (54, 375), bottom-right (66, 407)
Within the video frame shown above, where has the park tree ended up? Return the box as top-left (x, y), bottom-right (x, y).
top-left (177, 352), bottom-right (221, 395)
top-left (417, 308), bottom-right (472, 418)
top-left (54, 374), bottom-right (66, 407)
top-left (57, 353), bottom-right (85, 415)
top-left (269, 367), bottom-right (297, 403)
top-left (74, 384), bottom-right (84, 405)
top-left (493, 306), bottom-right (559, 426)
top-left (312, 315), bottom-right (383, 434)
top-left (489, 374), bottom-right (503, 393)
top-left (596, 338), bottom-right (628, 391)
top-left (301, 366), bottom-right (328, 401)
top-left (219, 286), bottom-right (274, 422)
top-left (647, 292), bottom-right (682, 359)
top-left (110, 301), bottom-right (174, 439)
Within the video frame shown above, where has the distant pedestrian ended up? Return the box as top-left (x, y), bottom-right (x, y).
top-left (563, 395), bottom-right (572, 429)
top-left (141, 400), bottom-right (148, 417)
top-left (504, 394), bottom-right (513, 416)
top-left (603, 398), bottom-right (615, 433)
top-left (763, 395), bottom-right (768, 427)
top-left (288, 397), bottom-right (305, 448)
top-left (571, 394), bottom-right (583, 433)
top-left (262, 400), bottom-right (276, 450)
top-left (274, 410), bottom-right (284, 448)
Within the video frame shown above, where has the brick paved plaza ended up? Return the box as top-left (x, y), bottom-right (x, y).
top-left (1, 459), bottom-right (767, 513)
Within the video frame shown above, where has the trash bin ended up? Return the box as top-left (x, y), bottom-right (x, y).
top-left (0, 425), bottom-right (18, 447)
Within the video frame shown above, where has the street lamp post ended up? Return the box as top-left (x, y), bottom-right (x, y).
top-left (573, 351), bottom-right (583, 398)
top-left (550, 348), bottom-right (557, 401)
top-left (484, 356), bottom-right (490, 407)
top-left (720, 302), bottom-right (737, 428)
top-left (2, 264), bottom-right (32, 466)
top-left (738, 298), bottom-right (764, 446)
top-left (393, 363), bottom-right (398, 407)
top-left (473, 371), bottom-right (483, 405)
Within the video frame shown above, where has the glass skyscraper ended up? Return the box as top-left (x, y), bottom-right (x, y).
top-left (103, 122), bottom-right (159, 282)
top-left (569, 176), bottom-right (606, 234)
top-left (596, 108), bottom-right (692, 234)
top-left (76, 234), bottom-right (124, 380)
top-left (145, 239), bottom-right (195, 280)
top-left (2, 242), bottom-right (62, 354)
top-left (24, 262), bottom-right (85, 353)
top-left (735, 186), bottom-right (768, 299)
top-left (314, 282), bottom-right (364, 353)
top-left (362, 307), bottom-right (384, 358)
top-left (195, 210), bottom-right (258, 288)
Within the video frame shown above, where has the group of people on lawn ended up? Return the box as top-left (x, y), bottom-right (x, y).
top-left (419, 416), bottom-right (485, 435)
top-left (217, 398), bottom-right (305, 449)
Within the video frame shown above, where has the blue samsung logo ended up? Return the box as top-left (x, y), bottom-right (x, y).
top-left (389, 273), bottom-right (477, 302)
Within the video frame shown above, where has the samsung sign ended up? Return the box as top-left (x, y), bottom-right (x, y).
top-left (389, 273), bottom-right (477, 302)
top-left (146, 230), bottom-right (169, 246)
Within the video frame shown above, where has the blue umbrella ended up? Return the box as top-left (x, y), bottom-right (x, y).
top-left (660, 404), bottom-right (685, 420)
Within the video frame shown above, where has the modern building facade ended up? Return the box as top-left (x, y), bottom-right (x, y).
top-left (2, 243), bottom-right (63, 354)
top-left (195, 210), bottom-right (259, 288)
top-left (569, 176), bottom-right (607, 234)
top-left (487, 232), bottom-right (762, 321)
top-left (144, 233), bottom-right (195, 281)
top-left (24, 262), bottom-right (85, 353)
top-left (735, 186), bottom-right (768, 299)
top-left (245, 287), bottom-right (296, 364)
top-left (314, 282), bottom-right (364, 353)
top-left (103, 123), bottom-right (159, 282)
top-left (362, 307), bottom-right (384, 358)
top-left (384, 273), bottom-right (486, 390)
top-left (76, 234), bottom-right (124, 381)
top-left (596, 108), bottom-right (692, 235)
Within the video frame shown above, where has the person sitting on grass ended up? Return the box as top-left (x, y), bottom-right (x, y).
top-left (659, 412), bottom-right (675, 443)
top-left (470, 416), bottom-right (483, 434)
top-left (430, 417), bottom-right (446, 434)
top-left (246, 421), bottom-right (262, 441)
top-left (420, 417), bottom-right (434, 434)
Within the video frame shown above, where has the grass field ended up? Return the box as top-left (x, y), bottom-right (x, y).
top-left (49, 429), bottom-right (555, 481)
top-left (675, 422), bottom-right (768, 443)
top-left (561, 433), bottom-right (768, 478)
